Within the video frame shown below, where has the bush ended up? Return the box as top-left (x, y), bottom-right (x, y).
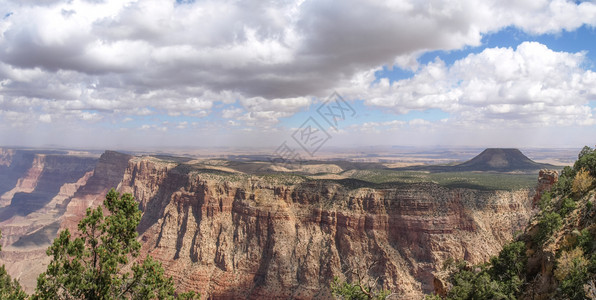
top-left (554, 166), bottom-right (575, 196)
top-left (555, 248), bottom-right (589, 300)
top-left (444, 241), bottom-right (526, 300)
top-left (575, 146), bottom-right (596, 176)
top-left (560, 198), bottom-right (577, 217)
top-left (577, 228), bottom-right (593, 254)
top-left (330, 276), bottom-right (390, 300)
top-left (447, 267), bottom-right (476, 300)
top-left (534, 212), bottom-right (562, 245)
top-left (572, 168), bottom-right (593, 196)
top-left (490, 242), bottom-right (526, 278)
top-left (539, 192), bottom-right (552, 211)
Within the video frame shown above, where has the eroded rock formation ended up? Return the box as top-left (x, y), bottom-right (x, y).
top-left (0, 150), bottom-right (539, 298)
top-left (532, 169), bottom-right (559, 206)
top-left (119, 157), bottom-right (536, 299)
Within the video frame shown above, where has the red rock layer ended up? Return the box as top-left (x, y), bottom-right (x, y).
top-left (0, 151), bottom-right (539, 298)
top-left (118, 158), bottom-right (535, 299)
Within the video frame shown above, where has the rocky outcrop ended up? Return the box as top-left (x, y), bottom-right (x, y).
top-left (0, 153), bottom-right (97, 220)
top-left (0, 149), bottom-right (36, 203)
top-left (532, 169), bottom-right (559, 206)
top-left (0, 150), bottom-right (98, 291)
top-left (0, 150), bottom-right (539, 297)
top-left (60, 151), bottom-right (132, 232)
top-left (118, 157), bottom-right (536, 299)
top-left (0, 154), bottom-right (45, 207)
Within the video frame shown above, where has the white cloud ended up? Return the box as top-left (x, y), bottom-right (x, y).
top-left (363, 42), bottom-right (596, 127)
top-left (78, 111), bottom-right (101, 121)
top-left (39, 114), bottom-right (52, 123)
top-left (221, 108), bottom-right (243, 119)
top-left (0, 0), bottom-right (596, 146)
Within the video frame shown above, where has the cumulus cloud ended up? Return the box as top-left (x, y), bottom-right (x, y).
top-left (362, 42), bottom-right (596, 127)
top-left (0, 0), bottom-right (595, 143)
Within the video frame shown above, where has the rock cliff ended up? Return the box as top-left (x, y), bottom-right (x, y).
top-left (0, 150), bottom-right (538, 298)
top-left (118, 157), bottom-right (536, 299)
top-left (0, 149), bottom-right (98, 290)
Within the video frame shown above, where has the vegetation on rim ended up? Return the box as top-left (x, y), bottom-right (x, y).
top-left (422, 145), bottom-right (596, 300)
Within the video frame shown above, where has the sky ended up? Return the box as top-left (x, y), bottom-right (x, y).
top-left (0, 0), bottom-right (595, 154)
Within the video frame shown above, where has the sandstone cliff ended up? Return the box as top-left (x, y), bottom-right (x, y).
top-left (118, 157), bottom-right (536, 299)
top-left (0, 149), bottom-right (99, 290)
top-left (0, 150), bottom-right (538, 298)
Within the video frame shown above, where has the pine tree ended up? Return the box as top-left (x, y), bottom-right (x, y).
top-left (32, 189), bottom-right (198, 300)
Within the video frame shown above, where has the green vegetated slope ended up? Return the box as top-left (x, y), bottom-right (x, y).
top-left (427, 146), bottom-right (596, 300)
top-left (135, 155), bottom-right (540, 191)
top-left (184, 148), bottom-right (550, 191)
top-left (343, 169), bottom-right (537, 191)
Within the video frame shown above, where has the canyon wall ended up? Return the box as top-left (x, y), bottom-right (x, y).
top-left (119, 157), bottom-right (535, 299)
top-left (0, 148), bottom-right (100, 290)
top-left (0, 149), bottom-right (537, 298)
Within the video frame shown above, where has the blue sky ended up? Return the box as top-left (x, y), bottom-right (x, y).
top-left (365, 25), bottom-right (596, 127)
top-left (0, 0), bottom-right (595, 152)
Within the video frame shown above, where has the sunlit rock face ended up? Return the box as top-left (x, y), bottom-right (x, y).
top-left (0, 150), bottom-right (537, 298)
top-left (120, 156), bottom-right (536, 299)
top-left (0, 148), bottom-right (99, 291)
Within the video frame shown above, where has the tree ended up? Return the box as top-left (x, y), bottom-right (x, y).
top-left (330, 276), bottom-right (390, 300)
top-left (559, 198), bottom-right (577, 217)
top-left (0, 231), bottom-right (27, 300)
top-left (443, 242), bottom-right (526, 300)
top-left (534, 211), bottom-right (562, 245)
top-left (572, 168), bottom-right (593, 196)
top-left (578, 146), bottom-right (593, 160)
top-left (575, 146), bottom-right (596, 176)
top-left (555, 248), bottom-right (589, 300)
top-left (553, 166), bottom-right (575, 196)
top-left (32, 189), bottom-right (198, 300)
top-left (330, 260), bottom-right (390, 300)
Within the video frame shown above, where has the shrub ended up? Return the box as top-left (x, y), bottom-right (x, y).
top-left (560, 198), bottom-right (577, 217)
top-left (330, 276), bottom-right (390, 300)
top-left (539, 192), bottom-right (552, 211)
top-left (447, 267), bottom-right (476, 300)
top-left (572, 168), bottom-right (593, 196)
top-left (534, 211), bottom-right (562, 245)
top-left (444, 241), bottom-right (526, 300)
top-left (554, 166), bottom-right (575, 196)
top-left (443, 257), bottom-right (455, 270)
top-left (575, 146), bottom-right (596, 176)
top-left (555, 248), bottom-right (589, 300)
top-left (490, 241), bottom-right (526, 282)
top-left (577, 228), bottom-right (593, 254)
top-left (489, 241), bottom-right (526, 298)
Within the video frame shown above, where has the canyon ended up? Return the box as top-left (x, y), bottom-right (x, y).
top-left (0, 147), bottom-right (544, 298)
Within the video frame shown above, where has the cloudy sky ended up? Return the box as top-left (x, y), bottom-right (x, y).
top-left (0, 0), bottom-right (595, 152)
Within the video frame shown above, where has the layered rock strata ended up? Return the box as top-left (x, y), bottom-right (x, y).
top-left (119, 157), bottom-right (535, 299)
top-left (0, 150), bottom-right (537, 298)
